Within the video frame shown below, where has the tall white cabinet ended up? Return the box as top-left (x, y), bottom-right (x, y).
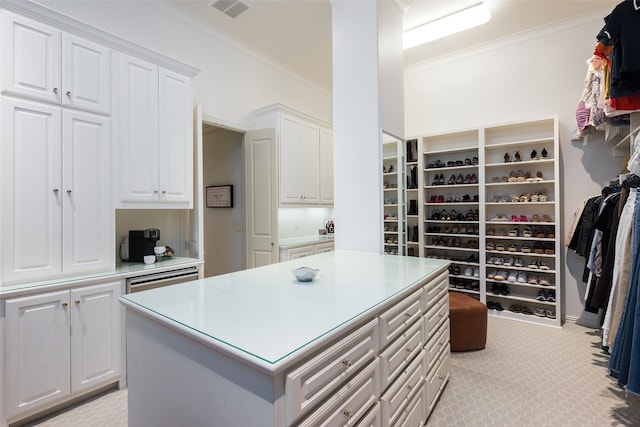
top-left (1, 10), bottom-right (113, 283)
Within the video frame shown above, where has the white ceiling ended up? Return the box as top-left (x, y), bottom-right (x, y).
top-left (167, 0), bottom-right (616, 91)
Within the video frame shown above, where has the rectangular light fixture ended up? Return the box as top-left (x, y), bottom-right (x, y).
top-left (403, 2), bottom-right (491, 50)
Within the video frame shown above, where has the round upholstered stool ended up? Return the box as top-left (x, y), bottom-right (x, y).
top-left (448, 291), bottom-right (487, 352)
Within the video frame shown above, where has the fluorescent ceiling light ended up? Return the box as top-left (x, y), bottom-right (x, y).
top-left (403, 2), bottom-right (491, 50)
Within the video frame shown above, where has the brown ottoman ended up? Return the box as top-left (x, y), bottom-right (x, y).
top-left (448, 291), bottom-right (487, 352)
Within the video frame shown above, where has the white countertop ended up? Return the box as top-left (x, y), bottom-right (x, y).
top-left (120, 251), bottom-right (449, 370)
top-left (278, 235), bottom-right (334, 247)
top-left (0, 257), bottom-right (202, 296)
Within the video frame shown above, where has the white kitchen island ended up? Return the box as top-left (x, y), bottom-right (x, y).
top-left (119, 251), bottom-right (451, 426)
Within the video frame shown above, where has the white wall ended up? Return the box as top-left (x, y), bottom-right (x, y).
top-left (37, 0), bottom-right (332, 128)
top-left (405, 9), bottom-right (620, 324)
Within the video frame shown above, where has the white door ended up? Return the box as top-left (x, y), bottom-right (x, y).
top-left (119, 54), bottom-right (159, 203)
top-left (0, 10), bottom-right (62, 104)
top-left (1, 97), bottom-right (62, 282)
top-left (158, 68), bottom-right (192, 205)
top-left (62, 109), bottom-right (113, 274)
top-left (301, 122), bottom-right (321, 203)
top-left (5, 291), bottom-right (71, 418)
top-left (244, 128), bottom-right (278, 267)
top-left (320, 128), bottom-right (334, 204)
top-left (186, 105), bottom-right (204, 260)
top-left (70, 281), bottom-right (121, 393)
top-left (62, 33), bottom-right (111, 114)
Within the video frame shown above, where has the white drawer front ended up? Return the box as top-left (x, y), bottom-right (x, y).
top-left (426, 347), bottom-right (450, 413)
top-left (379, 318), bottom-right (424, 392)
top-left (390, 384), bottom-right (425, 427)
top-left (380, 349), bottom-right (425, 427)
top-left (379, 289), bottom-right (422, 349)
top-left (422, 270), bottom-right (449, 312)
top-left (425, 318), bottom-right (449, 370)
top-left (286, 319), bottom-right (379, 425)
top-left (424, 289), bottom-right (448, 338)
top-left (296, 359), bottom-right (380, 427)
top-left (355, 402), bottom-right (381, 427)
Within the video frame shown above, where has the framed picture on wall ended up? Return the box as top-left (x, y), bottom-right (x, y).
top-left (206, 185), bottom-right (233, 208)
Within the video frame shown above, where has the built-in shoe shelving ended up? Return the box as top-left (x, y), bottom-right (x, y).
top-left (412, 118), bottom-right (561, 327)
top-left (383, 133), bottom-right (405, 255)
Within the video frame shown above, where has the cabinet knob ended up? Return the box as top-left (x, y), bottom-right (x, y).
top-left (343, 410), bottom-right (352, 419)
top-left (53, 87), bottom-right (59, 94)
top-left (66, 190), bottom-right (72, 194)
top-left (62, 302), bottom-right (68, 308)
top-left (341, 359), bottom-right (352, 368)
top-left (154, 190), bottom-right (159, 194)
top-left (75, 300), bottom-right (80, 305)
top-left (438, 374), bottom-right (445, 380)
top-left (66, 91), bottom-right (71, 96)
top-left (162, 190), bottom-right (167, 194)
top-left (53, 188), bottom-right (59, 193)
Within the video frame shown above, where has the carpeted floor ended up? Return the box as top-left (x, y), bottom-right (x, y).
top-left (26, 316), bottom-right (640, 426)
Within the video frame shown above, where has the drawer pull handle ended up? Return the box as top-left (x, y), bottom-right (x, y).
top-left (341, 359), bottom-right (352, 368)
top-left (406, 384), bottom-right (413, 390)
top-left (62, 302), bottom-right (68, 308)
top-left (405, 348), bottom-right (412, 353)
top-left (75, 300), bottom-right (80, 304)
top-left (438, 374), bottom-right (445, 380)
top-left (343, 410), bottom-right (352, 419)
top-left (404, 313), bottom-right (411, 318)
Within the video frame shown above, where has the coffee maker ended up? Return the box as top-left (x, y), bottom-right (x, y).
top-left (126, 228), bottom-right (160, 262)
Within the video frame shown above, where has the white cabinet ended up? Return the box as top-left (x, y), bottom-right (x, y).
top-left (1, 10), bottom-right (110, 114)
top-left (4, 280), bottom-right (122, 420)
top-left (255, 105), bottom-right (333, 206)
top-left (1, 98), bottom-right (113, 282)
top-left (118, 54), bottom-right (193, 207)
top-left (279, 240), bottom-right (334, 261)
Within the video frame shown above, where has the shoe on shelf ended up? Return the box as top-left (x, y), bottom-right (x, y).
top-left (531, 149), bottom-right (538, 159)
top-left (514, 257), bottom-right (524, 267)
top-left (522, 227), bottom-right (532, 237)
top-left (535, 171), bottom-right (544, 182)
top-left (448, 175), bottom-right (456, 185)
top-left (507, 271), bottom-right (517, 283)
top-left (473, 267), bottom-right (480, 277)
top-left (487, 270), bottom-right (496, 280)
top-left (528, 260), bottom-right (539, 269)
top-left (536, 290), bottom-right (548, 301)
top-left (463, 267), bottom-right (473, 277)
top-left (528, 274), bottom-right (539, 284)
top-left (514, 151), bottom-right (522, 162)
top-left (509, 226), bottom-right (519, 237)
top-left (503, 257), bottom-right (514, 267)
top-left (539, 274), bottom-right (551, 286)
top-left (494, 270), bottom-right (507, 281)
top-left (545, 309), bottom-right (556, 319)
top-left (517, 272), bottom-right (528, 283)
top-left (541, 148), bottom-right (548, 158)
top-left (539, 261), bottom-right (551, 270)
top-left (504, 152), bottom-right (511, 162)
top-left (547, 290), bottom-right (556, 302)
top-left (456, 174), bottom-right (465, 184)
top-left (534, 308), bottom-right (546, 317)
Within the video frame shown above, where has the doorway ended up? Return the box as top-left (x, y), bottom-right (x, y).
top-left (201, 124), bottom-right (245, 277)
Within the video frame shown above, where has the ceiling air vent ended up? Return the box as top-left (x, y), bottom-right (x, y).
top-left (212, 0), bottom-right (249, 18)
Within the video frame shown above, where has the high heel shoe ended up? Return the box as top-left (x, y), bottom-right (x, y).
top-left (530, 149), bottom-right (537, 159)
top-left (541, 148), bottom-right (548, 158)
top-left (504, 152), bottom-right (511, 163)
top-left (514, 151), bottom-right (522, 162)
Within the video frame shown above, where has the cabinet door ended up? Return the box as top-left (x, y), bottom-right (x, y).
top-left (5, 291), bottom-right (71, 418)
top-left (320, 128), bottom-right (334, 204)
top-left (1, 10), bottom-right (62, 104)
top-left (301, 122), bottom-right (320, 203)
top-left (158, 68), bottom-right (192, 206)
top-left (119, 54), bottom-right (159, 203)
top-left (62, 33), bottom-right (110, 114)
top-left (279, 114), bottom-right (304, 204)
top-left (70, 281), bottom-right (122, 393)
top-left (62, 110), bottom-right (113, 274)
top-left (1, 98), bottom-right (62, 282)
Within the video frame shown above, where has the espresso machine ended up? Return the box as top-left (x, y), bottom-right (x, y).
top-left (126, 228), bottom-right (160, 262)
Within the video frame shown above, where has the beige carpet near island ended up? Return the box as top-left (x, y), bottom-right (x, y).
top-left (25, 316), bottom-right (640, 427)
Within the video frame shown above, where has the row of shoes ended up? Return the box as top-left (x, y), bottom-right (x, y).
top-left (487, 301), bottom-right (504, 311)
top-left (384, 236), bottom-right (399, 244)
top-left (449, 265), bottom-right (480, 277)
top-left (384, 248), bottom-right (399, 255)
top-left (486, 241), bottom-right (555, 255)
top-left (503, 148), bottom-right (548, 163)
top-left (490, 170), bottom-right (545, 183)
top-left (536, 290), bottom-right (556, 302)
top-left (384, 214), bottom-right (398, 220)
top-left (487, 256), bottom-right (553, 272)
top-left (488, 270), bottom-right (552, 285)
top-left (427, 158), bottom-right (478, 168)
top-left (450, 278), bottom-right (480, 291)
top-left (428, 194), bottom-right (479, 203)
top-left (487, 225), bottom-right (555, 238)
top-left (384, 198), bottom-right (398, 205)
top-left (431, 237), bottom-right (479, 249)
top-left (382, 164), bottom-right (395, 173)
top-left (426, 253), bottom-right (479, 264)
top-left (382, 181), bottom-right (398, 188)
top-left (509, 304), bottom-right (556, 319)
top-left (489, 213), bottom-right (553, 222)
top-left (491, 283), bottom-right (510, 295)
top-left (489, 188), bottom-right (549, 203)
top-left (428, 224), bottom-right (480, 235)
top-left (431, 209), bottom-right (480, 221)
top-left (431, 173), bottom-right (479, 186)
top-left (383, 225), bottom-right (398, 232)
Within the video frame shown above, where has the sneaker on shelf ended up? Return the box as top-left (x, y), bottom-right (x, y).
top-left (534, 308), bottom-right (546, 317)
top-left (503, 257), bottom-right (515, 267)
top-left (536, 290), bottom-right (548, 301)
top-left (488, 270), bottom-right (497, 280)
top-left (494, 270), bottom-right (507, 281)
top-left (545, 309), bottom-right (556, 319)
top-left (473, 267), bottom-right (480, 278)
top-left (517, 272), bottom-right (528, 283)
top-left (463, 266), bottom-right (473, 277)
top-left (528, 260), bottom-right (539, 269)
top-left (538, 261), bottom-right (551, 270)
top-left (507, 271), bottom-right (517, 283)
top-left (528, 274), bottom-right (539, 284)
top-left (514, 257), bottom-right (524, 267)
top-left (547, 290), bottom-right (556, 302)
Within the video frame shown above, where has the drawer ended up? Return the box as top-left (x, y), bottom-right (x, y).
top-left (390, 383), bottom-right (425, 427)
top-left (422, 270), bottom-right (449, 312)
top-left (379, 289), bottom-right (422, 349)
top-left (355, 402), bottom-right (381, 427)
top-left (424, 288), bottom-right (448, 337)
top-left (379, 318), bottom-right (424, 392)
top-left (425, 319), bottom-right (449, 370)
top-left (425, 347), bottom-right (450, 413)
top-left (287, 246), bottom-right (316, 259)
top-left (315, 241), bottom-right (334, 253)
top-left (296, 358), bottom-right (380, 427)
top-left (286, 319), bottom-right (379, 425)
top-left (380, 349), bottom-right (425, 427)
